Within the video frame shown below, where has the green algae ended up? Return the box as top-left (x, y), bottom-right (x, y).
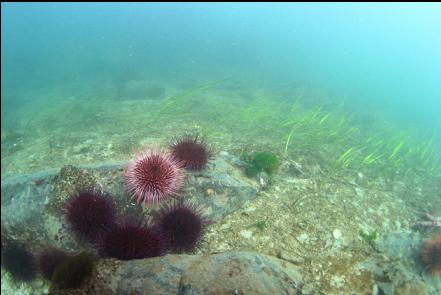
top-left (242, 151), bottom-right (280, 178)
top-left (51, 252), bottom-right (94, 290)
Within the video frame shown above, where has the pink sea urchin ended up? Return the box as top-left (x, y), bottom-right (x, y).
top-left (421, 235), bottom-right (441, 277)
top-left (125, 148), bottom-right (185, 204)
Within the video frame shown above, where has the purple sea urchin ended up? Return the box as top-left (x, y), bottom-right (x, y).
top-left (170, 135), bottom-right (212, 171)
top-left (421, 235), bottom-right (441, 277)
top-left (99, 222), bottom-right (165, 260)
top-left (154, 200), bottom-right (209, 253)
top-left (125, 148), bottom-right (185, 204)
top-left (65, 190), bottom-right (117, 242)
top-left (37, 247), bottom-right (68, 280)
top-left (1, 242), bottom-right (36, 282)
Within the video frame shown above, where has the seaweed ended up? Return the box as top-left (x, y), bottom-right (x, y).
top-left (247, 221), bottom-right (267, 232)
top-left (359, 230), bottom-right (380, 253)
top-left (51, 252), bottom-right (95, 290)
top-left (243, 151), bottom-right (280, 178)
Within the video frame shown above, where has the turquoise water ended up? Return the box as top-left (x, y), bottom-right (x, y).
top-left (1, 3), bottom-right (440, 294)
top-left (2, 3), bottom-right (441, 128)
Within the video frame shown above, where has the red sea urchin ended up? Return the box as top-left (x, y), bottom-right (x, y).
top-left (99, 222), bottom-right (165, 260)
top-left (154, 200), bottom-right (209, 253)
top-left (65, 190), bottom-right (117, 242)
top-left (170, 135), bottom-right (212, 171)
top-left (421, 234), bottom-right (441, 277)
top-left (125, 148), bottom-right (185, 204)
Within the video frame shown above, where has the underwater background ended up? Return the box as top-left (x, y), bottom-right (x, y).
top-left (1, 3), bottom-right (441, 295)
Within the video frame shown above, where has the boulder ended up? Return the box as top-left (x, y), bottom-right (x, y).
top-left (1, 153), bottom-right (258, 251)
top-left (53, 251), bottom-right (302, 295)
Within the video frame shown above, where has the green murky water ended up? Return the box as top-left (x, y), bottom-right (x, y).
top-left (1, 3), bottom-right (440, 294)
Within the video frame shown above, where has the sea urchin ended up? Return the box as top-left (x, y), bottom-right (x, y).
top-left (1, 242), bottom-right (36, 282)
top-left (154, 200), bottom-right (209, 253)
top-left (65, 190), bottom-right (117, 242)
top-left (421, 234), bottom-right (441, 277)
top-left (37, 247), bottom-right (68, 280)
top-left (170, 135), bottom-right (212, 171)
top-left (125, 149), bottom-right (185, 204)
top-left (99, 222), bottom-right (165, 260)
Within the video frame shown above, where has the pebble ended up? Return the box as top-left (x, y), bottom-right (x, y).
top-left (297, 233), bottom-right (309, 243)
top-left (332, 229), bottom-right (342, 240)
top-left (355, 172), bottom-right (367, 186)
top-left (205, 188), bottom-right (215, 197)
top-left (239, 230), bottom-right (253, 239)
top-left (330, 275), bottom-right (346, 288)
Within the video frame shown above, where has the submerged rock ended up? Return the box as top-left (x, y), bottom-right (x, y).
top-left (1, 153), bottom-right (258, 250)
top-left (358, 231), bottom-right (441, 295)
top-left (56, 251), bottom-right (303, 295)
top-left (183, 154), bottom-right (259, 221)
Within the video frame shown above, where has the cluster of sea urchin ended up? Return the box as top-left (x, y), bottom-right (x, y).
top-left (1, 134), bottom-right (212, 290)
top-left (117, 135), bottom-right (211, 255)
top-left (58, 135), bottom-right (210, 266)
top-left (124, 135), bottom-right (212, 204)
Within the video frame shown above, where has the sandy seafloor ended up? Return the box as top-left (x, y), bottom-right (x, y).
top-left (1, 78), bottom-right (440, 294)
